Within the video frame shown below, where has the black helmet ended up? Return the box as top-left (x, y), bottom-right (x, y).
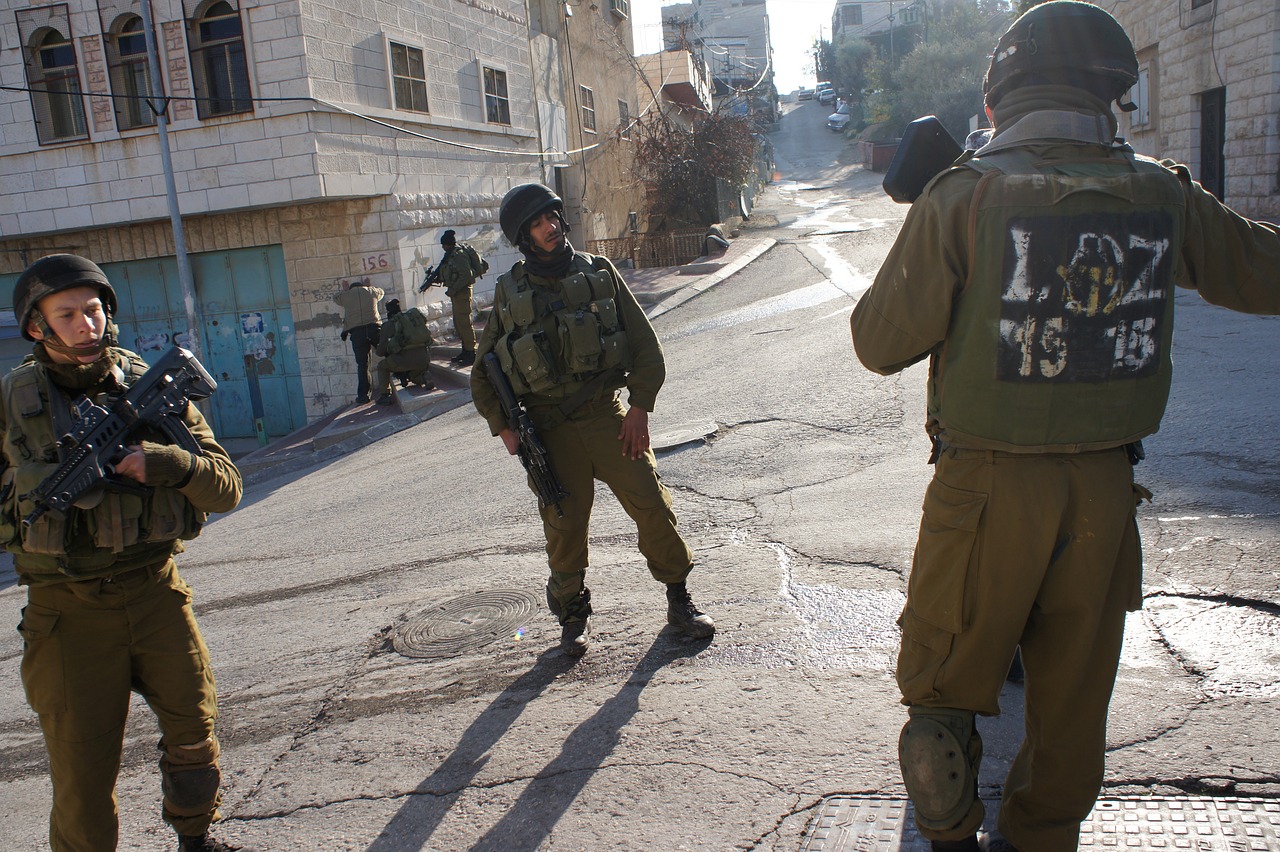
top-left (385, 298), bottom-right (402, 316)
top-left (499, 184), bottom-right (567, 246)
top-left (983, 1), bottom-right (1138, 108)
top-left (13, 254), bottom-right (118, 341)
top-left (440, 229), bottom-right (457, 246)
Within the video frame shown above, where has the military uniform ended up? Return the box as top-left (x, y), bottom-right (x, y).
top-left (439, 242), bottom-right (485, 357)
top-left (374, 306), bottom-right (435, 398)
top-left (852, 83), bottom-right (1280, 851)
top-left (470, 252), bottom-right (694, 620)
top-left (333, 283), bottom-right (384, 402)
top-left (1, 346), bottom-right (243, 850)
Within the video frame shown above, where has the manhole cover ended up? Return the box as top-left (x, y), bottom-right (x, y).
top-left (393, 589), bottom-right (540, 659)
top-left (802, 796), bottom-right (1280, 851)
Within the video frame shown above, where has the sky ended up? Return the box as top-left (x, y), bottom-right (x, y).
top-left (632, 0), bottom-right (836, 95)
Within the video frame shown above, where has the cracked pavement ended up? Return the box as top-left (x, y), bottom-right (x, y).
top-left (0, 100), bottom-right (1277, 849)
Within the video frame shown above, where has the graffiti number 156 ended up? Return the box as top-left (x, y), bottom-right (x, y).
top-left (361, 253), bottom-right (390, 271)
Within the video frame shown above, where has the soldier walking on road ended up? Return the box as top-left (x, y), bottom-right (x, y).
top-left (437, 229), bottom-right (487, 367)
top-left (471, 184), bottom-right (714, 658)
top-left (373, 298), bottom-right (436, 405)
top-left (850, 4), bottom-right (1280, 851)
top-left (332, 278), bottom-right (384, 404)
top-left (1, 255), bottom-right (245, 852)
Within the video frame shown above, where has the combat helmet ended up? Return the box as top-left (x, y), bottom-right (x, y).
top-left (983, 1), bottom-right (1138, 108)
top-left (499, 184), bottom-right (570, 247)
top-left (13, 253), bottom-right (118, 341)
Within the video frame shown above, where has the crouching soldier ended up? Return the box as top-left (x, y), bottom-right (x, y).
top-left (373, 298), bottom-right (436, 405)
top-left (1, 254), bottom-right (245, 851)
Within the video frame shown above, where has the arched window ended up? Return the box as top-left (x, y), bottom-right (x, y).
top-left (106, 15), bottom-right (156, 130)
top-left (26, 28), bottom-right (88, 143)
top-left (188, 0), bottom-right (252, 118)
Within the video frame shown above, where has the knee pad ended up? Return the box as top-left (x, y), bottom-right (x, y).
top-left (160, 738), bottom-right (222, 814)
top-left (898, 709), bottom-right (979, 832)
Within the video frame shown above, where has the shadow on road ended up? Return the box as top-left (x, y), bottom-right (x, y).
top-left (366, 634), bottom-right (708, 852)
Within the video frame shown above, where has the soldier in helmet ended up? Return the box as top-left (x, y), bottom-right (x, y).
top-left (471, 183), bottom-right (714, 657)
top-left (849, 3), bottom-right (1280, 850)
top-left (436, 229), bottom-right (487, 367)
top-left (1, 255), bottom-right (245, 851)
top-left (373, 298), bottom-right (436, 405)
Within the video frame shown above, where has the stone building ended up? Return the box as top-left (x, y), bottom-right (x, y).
top-left (1110, 0), bottom-right (1280, 220)
top-left (0, 0), bottom-right (644, 437)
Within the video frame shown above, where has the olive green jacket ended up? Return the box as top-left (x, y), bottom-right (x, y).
top-left (471, 252), bottom-right (665, 436)
top-left (0, 348), bottom-right (242, 586)
top-left (851, 86), bottom-right (1280, 449)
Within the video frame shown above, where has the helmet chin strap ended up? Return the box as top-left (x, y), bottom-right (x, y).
top-left (32, 312), bottom-right (116, 360)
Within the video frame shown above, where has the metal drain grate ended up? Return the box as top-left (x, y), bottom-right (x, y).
top-left (392, 589), bottom-right (540, 659)
top-left (802, 796), bottom-right (1280, 851)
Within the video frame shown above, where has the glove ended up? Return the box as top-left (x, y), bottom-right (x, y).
top-left (340, 330), bottom-right (349, 342)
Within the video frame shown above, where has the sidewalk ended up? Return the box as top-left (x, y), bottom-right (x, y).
top-left (234, 236), bottom-right (776, 486)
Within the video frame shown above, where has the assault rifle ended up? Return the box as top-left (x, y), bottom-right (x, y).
top-left (418, 264), bottom-right (443, 293)
top-left (482, 352), bottom-right (569, 518)
top-left (22, 346), bottom-right (217, 528)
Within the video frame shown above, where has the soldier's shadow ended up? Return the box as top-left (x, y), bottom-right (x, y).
top-left (366, 635), bottom-right (704, 852)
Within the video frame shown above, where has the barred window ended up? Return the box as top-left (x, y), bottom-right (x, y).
top-left (579, 85), bottom-right (596, 133)
top-left (609, 0), bottom-right (630, 18)
top-left (26, 28), bottom-right (88, 143)
top-left (106, 15), bottom-right (156, 130)
top-left (617, 99), bottom-right (631, 140)
top-left (483, 66), bottom-right (510, 125)
top-left (390, 42), bottom-right (429, 113)
top-left (189, 0), bottom-right (252, 118)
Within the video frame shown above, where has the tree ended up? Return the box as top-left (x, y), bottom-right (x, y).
top-left (631, 105), bottom-right (759, 228)
top-left (865, 0), bottom-right (1013, 141)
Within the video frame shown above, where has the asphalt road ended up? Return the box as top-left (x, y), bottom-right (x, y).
top-left (0, 99), bottom-right (1277, 850)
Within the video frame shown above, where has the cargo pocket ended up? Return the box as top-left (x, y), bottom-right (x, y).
top-left (18, 603), bottom-right (65, 715)
top-left (559, 310), bottom-right (603, 373)
top-left (905, 477), bottom-right (987, 637)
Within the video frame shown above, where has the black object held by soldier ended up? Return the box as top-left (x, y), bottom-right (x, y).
top-left (481, 352), bottom-right (568, 517)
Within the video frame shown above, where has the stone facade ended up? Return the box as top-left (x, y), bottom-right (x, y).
top-left (1111, 0), bottom-right (1280, 220)
top-left (0, 0), bottom-right (645, 424)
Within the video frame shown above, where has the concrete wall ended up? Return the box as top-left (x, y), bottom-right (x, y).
top-left (1110, 0), bottom-right (1280, 220)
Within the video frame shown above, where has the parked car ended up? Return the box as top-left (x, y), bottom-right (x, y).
top-left (827, 102), bottom-right (851, 132)
top-left (797, 87), bottom-right (813, 100)
top-left (817, 88), bottom-right (836, 105)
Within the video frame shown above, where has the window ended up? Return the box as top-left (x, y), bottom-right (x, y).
top-left (390, 41), bottom-right (429, 113)
top-left (483, 66), bottom-right (510, 125)
top-left (1131, 65), bottom-right (1151, 128)
top-left (106, 15), bottom-right (156, 130)
top-left (609, 0), bottom-right (630, 18)
top-left (579, 85), bottom-right (596, 133)
top-left (617, 99), bottom-right (631, 140)
top-left (842, 4), bottom-right (863, 26)
top-left (26, 28), bottom-right (88, 143)
top-left (189, 0), bottom-right (252, 118)
top-left (1191, 0), bottom-right (1212, 8)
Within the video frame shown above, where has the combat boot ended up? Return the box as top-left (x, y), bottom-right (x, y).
top-left (178, 833), bottom-right (250, 851)
top-left (560, 617), bottom-right (591, 657)
top-left (456, 350), bottom-right (476, 367)
top-left (375, 393), bottom-right (395, 406)
top-left (666, 583), bottom-right (715, 638)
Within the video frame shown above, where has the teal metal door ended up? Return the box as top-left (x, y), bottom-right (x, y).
top-left (107, 246), bottom-right (305, 440)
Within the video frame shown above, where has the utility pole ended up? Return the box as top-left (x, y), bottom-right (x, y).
top-left (139, 0), bottom-right (203, 363)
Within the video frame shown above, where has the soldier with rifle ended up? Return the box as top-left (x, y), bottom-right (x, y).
top-left (470, 184), bottom-right (714, 657)
top-left (0, 254), bottom-right (244, 852)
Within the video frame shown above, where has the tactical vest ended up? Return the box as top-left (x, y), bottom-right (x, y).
top-left (442, 244), bottom-right (484, 295)
top-left (492, 255), bottom-right (634, 399)
top-left (932, 149), bottom-right (1185, 451)
top-left (384, 308), bottom-right (433, 354)
top-left (0, 349), bottom-right (206, 578)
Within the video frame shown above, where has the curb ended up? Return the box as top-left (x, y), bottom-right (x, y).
top-left (644, 238), bottom-right (777, 319)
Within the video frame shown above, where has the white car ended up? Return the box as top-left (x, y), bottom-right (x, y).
top-left (817, 88), bottom-right (836, 105)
